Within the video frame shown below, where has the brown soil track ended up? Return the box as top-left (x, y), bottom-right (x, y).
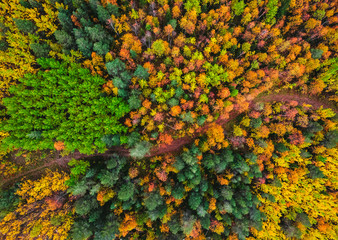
top-left (1, 92), bottom-right (336, 189)
top-left (146, 92), bottom-right (337, 157)
top-left (255, 93), bottom-right (337, 111)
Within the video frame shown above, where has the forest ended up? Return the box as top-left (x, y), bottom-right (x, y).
top-left (0, 0), bottom-right (337, 239)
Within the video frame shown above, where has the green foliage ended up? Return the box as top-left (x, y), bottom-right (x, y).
top-left (276, 0), bottom-right (291, 19)
top-left (231, 0), bottom-right (246, 16)
top-left (275, 143), bottom-right (288, 153)
top-left (75, 197), bottom-right (99, 216)
top-left (55, 2), bottom-right (114, 57)
top-left (230, 89), bottom-right (239, 97)
top-left (118, 181), bottom-right (134, 201)
top-left (57, 9), bottom-right (74, 32)
top-left (282, 219), bottom-right (302, 239)
top-left (0, 39), bottom-right (8, 51)
top-left (147, 199), bottom-right (167, 221)
top-left (296, 213), bottom-right (311, 228)
top-left (184, 0), bottom-right (201, 14)
top-left (63, 137), bottom-right (265, 239)
top-left (320, 58), bottom-right (338, 85)
top-left (134, 65), bottom-right (149, 80)
top-left (93, 215), bottom-right (119, 240)
top-left (66, 154), bottom-right (130, 237)
top-left (93, 41), bottom-right (110, 55)
top-left (54, 30), bottom-right (75, 49)
top-left (232, 219), bottom-right (251, 240)
top-left (27, 131), bottom-right (42, 140)
top-left (322, 130), bottom-right (338, 148)
top-left (188, 192), bottom-right (202, 210)
top-left (127, 132), bottom-right (141, 148)
top-left (169, 19), bottom-right (177, 29)
top-left (310, 49), bottom-right (324, 59)
top-left (202, 149), bottom-right (233, 173)
top-left (306, 164), bottom-right (325, 179)
top-left (96, 4), bottom-right (110, 23)
top-left (0, 186), bottom-right (20, 220)
top-left (221, 187), bottom-right (233, 201)
top-left (1, 58), bottom-right (129, 154)
top-left (144, 192), bottom-right (163, 211)
top-left (307, 121), bottom-right (323, 133)
top-left (199, 93), bottom-right (209, 103)
top-left (128, 95), bottom-right (141, 110)
top-left (30, 43), bottom-right (51, 58)
top-left (13, 18), bottom-right (37, 33)
top-left (130, 49), bottom-right (137, 58)
top-left (250, 117), bottom-right (262, 128)
top-left (168, 215), bottom-right (181, 234)
top-left (50, 216), bottom-right (63, 226)
top-left (242, 42), bottom-right (251, 53)
top-left (99, 155), bottom-right (127, 186)
top-left (66, 159), bottom-right (91, 189)
top-left (266, 0), bottom-right (279, 24)
top-left (174, 86), bottom-right (184, 98)
top-left (106, 59), bottom-right (132, 95)
top-left (101, 134), bottom-right (120, 148)
top-left (181, 212), bottom-right (196, 235)
top-left (181, 111), bottom-right (194, 124)
top-left (145, 24), bottom-right (151, 30)
top-left (200, 215), bottom-right (210, 229)
top-left (171, 185), bottom-right (185, 200)
top-left (197, 115), bottom-right (207, 126)
top-left (76, 38), bottom-right (93, 58)
top-left (168, 98), bottom-right (179, 107)
top-left (204, 63), bottom-right (228, 87)
top-left (3, 1), bottom-right (338, 239)
top-left (30, 223), bottom-right (43, 238)
top-left (70, 221), bottom-right (93, 240)
top-left (313, 9), bottom-right (326, 20)
top-left (69, 159), bottom-right (90, 178)
top-left (70, 179), bottom-right (89, 196)
top-left (250, 60), bottom-right (259, 70)
top-left (86, 25), bottom-right (108, 43)
top-left (129, 141), bottom-right (152, 159)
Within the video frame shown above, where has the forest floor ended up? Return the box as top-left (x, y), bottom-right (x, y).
top-left (1, 91), bottom-right (337, 189)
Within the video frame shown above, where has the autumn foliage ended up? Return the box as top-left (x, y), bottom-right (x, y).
top-left (0, 0), bottom-right (337, 239)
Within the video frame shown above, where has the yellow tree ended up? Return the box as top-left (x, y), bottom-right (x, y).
top-left (0, 170), bottom-right (74, 240)
top-left (0, 0), bottom-right (58, 102)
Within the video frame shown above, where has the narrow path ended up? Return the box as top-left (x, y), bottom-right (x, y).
top-left (1, 92), bottom-right (336, 188)
top-left (0, 152), bottom-right (84, 188)
top-left (0, 149), bottom-right (128, 189)
top-left (255, 93), bottom-right (337, 111)
top-left (146, 92), bottom-right (337, 157)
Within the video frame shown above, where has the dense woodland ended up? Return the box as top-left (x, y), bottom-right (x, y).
top-left (0, 0), bottom-right (337, 239)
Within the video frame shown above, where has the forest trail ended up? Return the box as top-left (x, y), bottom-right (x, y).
top-left (0, 149), bottom-right (131, 188)
top-left (255, 93), bottom-right (337, 112)
top-left (146, 91), bottom-right (337, 157)
top-left (1, 91), bottom-right (336, 188)
top-left (1, 152), bottom-right (85, 188)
